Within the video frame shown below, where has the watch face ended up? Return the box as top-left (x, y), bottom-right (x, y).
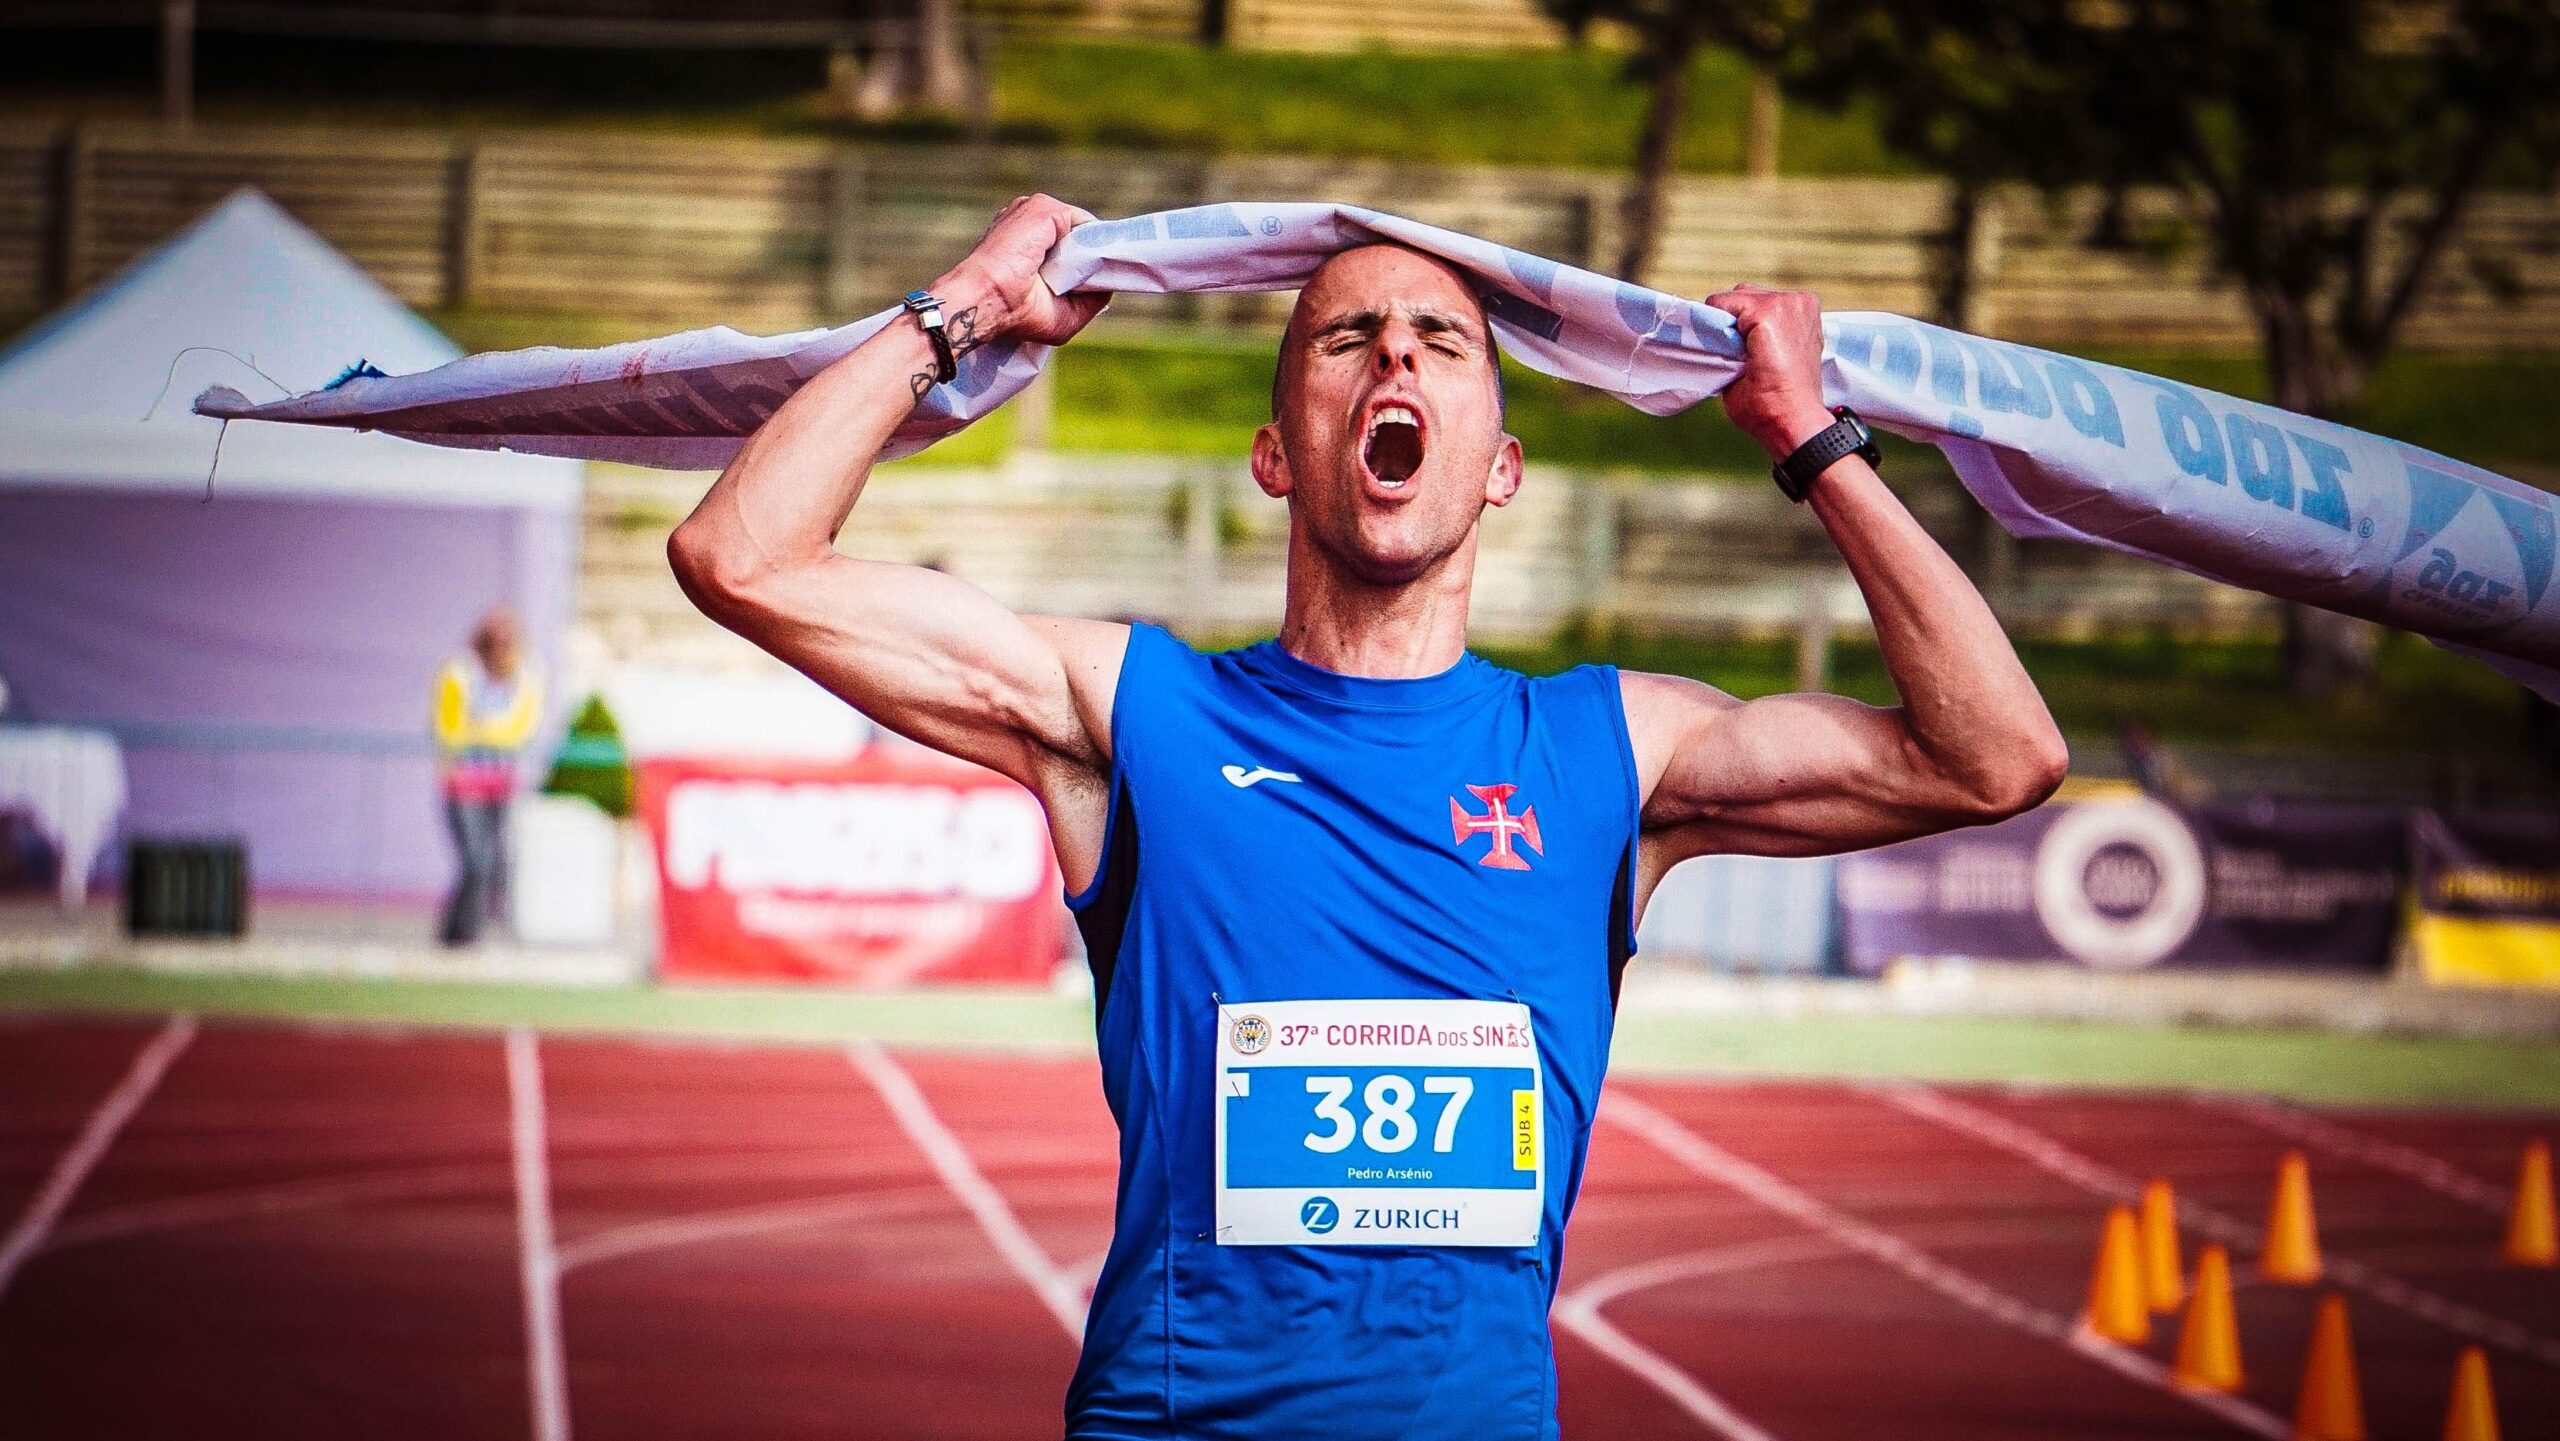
top-left (1840, 410), bottom-right (1880, 463)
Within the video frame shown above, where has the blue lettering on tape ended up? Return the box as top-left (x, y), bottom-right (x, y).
top-left (2225, 411), bottom-right (2295, 509)
top-left (1960, 336), bottom-right (2054, 420)
top-left (1165, 205), bottom-right (1253, 241)
top-left (2151, 382), bottom-right (2228, 484)
top-left (1832, 319), bottom-right (1923, 394)
top-left (2289, 432), bottom-right (2355, 530)
top-left (2044, 355), bottom-right (2126, 447)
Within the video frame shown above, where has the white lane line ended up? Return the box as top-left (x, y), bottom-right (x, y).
top-left (559, 1184), bottom-right (956, 1274)
top-left (1871, 1082), bottom-right (2560, 1370)
top-left (2195, 1094), bottom-right (2509, 1214)
top-left (847, 1039), bottom-right (1088, 1343)
top-left (45, 1163), bottom-right (503, 1251)
top-left (506, 1029), bottom-right (572, 1441)
top-left (46, 1142), bottom-right (952, 1256)
top-left (0, 1015), bottom-right (195, 1301)
top-left (1555, 1235), bottom-right (1831, 1441)
top-left (1606, 1090), bottom-right (2288, 1439)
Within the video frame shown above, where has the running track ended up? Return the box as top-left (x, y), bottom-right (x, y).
top-left (1, 1015), bottom-right (2552, 1439)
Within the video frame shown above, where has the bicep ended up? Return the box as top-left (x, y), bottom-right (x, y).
top-left (693, 551), bottom-right (1119, 785)
top-left (1625, 672), bottom-right (1986, 861)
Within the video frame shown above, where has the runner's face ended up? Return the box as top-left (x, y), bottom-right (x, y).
top-left (1257, 247), bottom-right (1519, 585)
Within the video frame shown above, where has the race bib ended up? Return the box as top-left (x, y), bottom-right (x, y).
top-left (1214, 998), bottom-right (1543, 1248)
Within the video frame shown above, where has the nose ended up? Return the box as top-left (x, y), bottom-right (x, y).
top-left (1371, 322), bottom-right (1422, 379)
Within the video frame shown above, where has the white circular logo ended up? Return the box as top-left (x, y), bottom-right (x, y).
top-left (2031, 797), bottom-right (2206, 970)
top-left (1229, 1014), bottom-right (1271, 1055)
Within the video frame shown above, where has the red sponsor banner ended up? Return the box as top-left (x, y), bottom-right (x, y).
top-left (636, 746), bottom-right (1067, 986)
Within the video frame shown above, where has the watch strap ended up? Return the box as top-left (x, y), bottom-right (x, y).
top-left (1772, 407), bottom-right (1879, 502)
top-left (903, 289), bottom-right (959, 385)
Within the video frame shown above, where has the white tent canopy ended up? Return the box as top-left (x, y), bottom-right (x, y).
top-left (0, 187), bottom-right (578, 509)
top-left (0, 186), bottom-right (584, 898)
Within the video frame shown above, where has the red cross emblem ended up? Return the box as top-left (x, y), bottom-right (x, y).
top-left (1449, 783), bottom-right (1543, 871)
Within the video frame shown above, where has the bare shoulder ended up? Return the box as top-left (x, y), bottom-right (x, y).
top-left (1615, 669), bottom-right (1740, 792)
top-left (1024, 616), bottom-right (1132, 764)
top-left (1616, 668), bottom-right (1740, 719)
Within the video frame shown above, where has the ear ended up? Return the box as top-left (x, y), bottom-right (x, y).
top-left (1482, 432), bottom-right (1524, 509)
top-left (1250, 423), bottom-right (1293, 499)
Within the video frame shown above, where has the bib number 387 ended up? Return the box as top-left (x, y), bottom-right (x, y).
top-left (1214, 999), bottom-right (1542, 1247)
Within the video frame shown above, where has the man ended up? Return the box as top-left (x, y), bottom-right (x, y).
top-left (432, 607), bottom-right (542, 946)
top-left (669, 195), bottom-right (2066, 1438)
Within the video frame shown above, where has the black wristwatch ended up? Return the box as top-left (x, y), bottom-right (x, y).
top-left (903, 289), bottom-right (959, 385)
top-left (1771, 406), bottom-right (1881, 502)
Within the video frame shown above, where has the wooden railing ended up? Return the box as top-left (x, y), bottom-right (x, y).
top-left (12, 122), bottom-right (2559, 353)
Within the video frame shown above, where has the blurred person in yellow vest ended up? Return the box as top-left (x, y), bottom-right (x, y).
top-left (433, 608), bottom-right (543, 946)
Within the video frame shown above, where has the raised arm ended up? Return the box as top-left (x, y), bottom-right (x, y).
top-left (1625, 284), bottom-right (2068, 873)
top-left (666, 195), bottom-right (1124, 888)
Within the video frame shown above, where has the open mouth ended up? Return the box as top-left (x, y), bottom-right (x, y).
top-left (1363, 404), bottom-right (1425, 489)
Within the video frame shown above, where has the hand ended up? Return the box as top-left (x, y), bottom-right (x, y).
top-left (1705, 283), bottom-right (1836, 460)
top-left (934, 194), bottom-right (1110, 349)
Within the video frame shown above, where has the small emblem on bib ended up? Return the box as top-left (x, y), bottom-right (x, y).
top-left (1230, 1013), bottom-right (1273, 1055)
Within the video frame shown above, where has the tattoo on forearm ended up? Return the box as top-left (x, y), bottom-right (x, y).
top-left (946, 305), bottom-right (982, 358)
top-left (907, 305), bottom-right (984, 404)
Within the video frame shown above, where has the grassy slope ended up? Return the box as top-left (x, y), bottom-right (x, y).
top-left (973, 41), bottom-right (1909, 175)
top-left (4, 33), bottom-right (1902, 176)
top-left (4, 967), bottom-right (2554, 1108)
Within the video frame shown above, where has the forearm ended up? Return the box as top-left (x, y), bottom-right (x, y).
top-left (1767, 411), bottom-right (2062, 805)
top-left (677, 274), bottom-right (1001, 591)
top-left (1674, 283), bottom-right (2065, 844)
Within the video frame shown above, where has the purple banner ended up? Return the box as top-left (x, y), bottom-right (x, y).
top-left (1837, 795), bottom-right (2405, 974)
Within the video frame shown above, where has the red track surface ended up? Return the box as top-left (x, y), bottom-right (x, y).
top-left (1, 1015), bottom-right (2553, 1439)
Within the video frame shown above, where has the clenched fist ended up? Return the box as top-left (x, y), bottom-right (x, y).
top-left (933, 194), bottom-right (1111, 349)
top-left (1705, 283), bottom-right (1836, 461)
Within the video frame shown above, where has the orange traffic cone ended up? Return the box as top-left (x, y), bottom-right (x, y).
top-left (2172, 1243), bottom-right (2243, 1393)
top-left (2083, 1204), bottom-right (2152, 1345)
top-left (2502, 1140), bottom-right (2555, 1269)
top-left (2262, 1149), bottom-right (2324, 1284)
top-left (2141, 1176), bottom-right (2187, 1312)
top-left (2441, 1346), bottom-right (2500, 1441)
top-left (2293, 1292), bottom-right (2366, 1441)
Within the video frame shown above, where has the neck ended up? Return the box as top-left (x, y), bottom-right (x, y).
top-left (1276, 524), bottom-right (1478, 678)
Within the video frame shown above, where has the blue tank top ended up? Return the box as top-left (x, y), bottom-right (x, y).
top-left (1066, 624), bottom-right (1641, 1440)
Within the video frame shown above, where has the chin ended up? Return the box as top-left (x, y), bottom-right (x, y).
top-left (1331, 523), bottom-right (1452, 586)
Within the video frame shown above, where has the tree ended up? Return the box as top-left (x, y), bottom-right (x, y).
top-left (2078, 2), bottom-right (2560, 696)
top-left (1789, 2), bottom-right (2116, 326)
top-left (2053, 1), bottom-right (2559, 422)
top-left (1802, 0), bottom-right (2560, 696)
top-left (830, 0), bottom-right (976, 122)
top-left (1543, 1), bottom-right (1817, 284)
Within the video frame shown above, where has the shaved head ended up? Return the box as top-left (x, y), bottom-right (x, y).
top-left (1248, 244), bottom-right (1524, 588)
